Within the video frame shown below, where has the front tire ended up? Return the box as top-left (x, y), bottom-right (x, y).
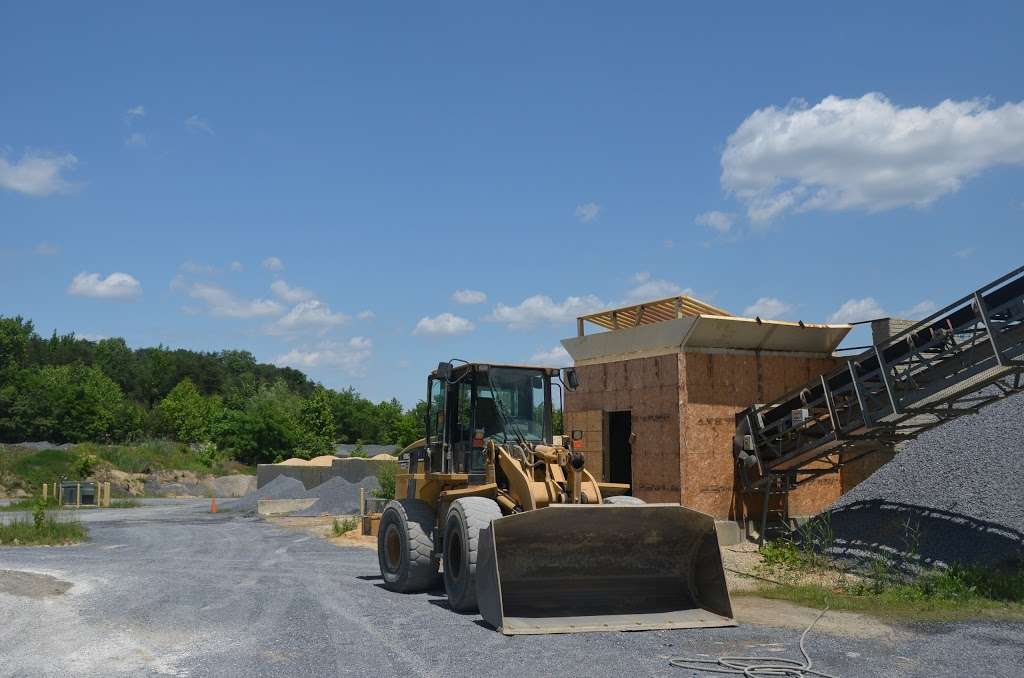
top-left (442, 497), bottom-right (502, 613)
top-left (378, 499), bottom-right (439, 592)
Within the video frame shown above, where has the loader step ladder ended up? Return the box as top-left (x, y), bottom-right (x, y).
top-left (735, 265), bottom-right (1024, 536)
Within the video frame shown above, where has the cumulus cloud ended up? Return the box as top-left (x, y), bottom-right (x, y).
top-left (954, 247), bottom-right (975, 259)
top-left (722, 93), bottom-right (1024, 222)
top-left (268, 300), bottom-right (349, 335)
top-left (125, 132), bottom-right (147, 149)
top-left (34, 242), bottom-right (59, 255)
top-left (126, 105), bottom-right (146, 119)
top-left (229, 261), bottom-right (244, 272)
top-left (357, 310), bottom-right (375, 321)
top-left (180, 260), bottom-right (218, 275)
top-left (743, 297), bottom-right (794, 320)
top-left (695, 210), bottom-right (735, 233)
top-left (270, 280), bottom-right (315, 303)
top-left (274, 337), bottom-right (372, 376)
top-left (261, 256), bottom-right (284, 271)
top-left (413, 313), bottom-right (475, 336)
top-left (486, 295), bottom-right (605, 330)
top-left (898, 299), bottom-right (938, 319)
top-left (68, 272), bottom-right (142, 300)
top-left (828, 297), bottom-right (887, 324)
top-left (452, 289), bottom-right (487, 304)
top-left (574, 202), bottom-right (602, 223)
top-left (529, 345), bottom-right (571, 367)
top-left (185, 114), bottom-right (214, 135)
top-left (176, 280), bottom-right (282, 318)
top-left (622, 272), bottom-right (691, 303)
top-left (0, 151), bottom-right (78, 196)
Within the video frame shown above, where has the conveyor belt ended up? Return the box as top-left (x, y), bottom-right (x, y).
top-left (734, 265), bottom-right (1024, 503)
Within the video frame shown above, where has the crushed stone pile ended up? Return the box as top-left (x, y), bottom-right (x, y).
top-left (825, 389), bottom-right (1024, 569)
top-left (221, 475), bottom-right (307, 512)
top-left (292, 475), bottom-right (381, 516)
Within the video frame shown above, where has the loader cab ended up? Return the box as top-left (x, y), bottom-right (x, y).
top-left (425, 363), bottom-right (560, 480)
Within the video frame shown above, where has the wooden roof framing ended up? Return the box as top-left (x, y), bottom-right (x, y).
top-left (577, 295), bottom-right (732, 336)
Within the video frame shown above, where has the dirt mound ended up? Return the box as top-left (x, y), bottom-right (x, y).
top-left (201, 474), bottom-right (256, 498)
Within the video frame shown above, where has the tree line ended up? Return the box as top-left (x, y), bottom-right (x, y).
top-left (0, 316), bottom-right (426, 464)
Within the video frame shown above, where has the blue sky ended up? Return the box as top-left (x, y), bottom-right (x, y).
top-left (2, 2), bottom-right (1022, 406)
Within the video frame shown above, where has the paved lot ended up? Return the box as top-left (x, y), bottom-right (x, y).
top-left (1, 503), bottom-right (1023, 677)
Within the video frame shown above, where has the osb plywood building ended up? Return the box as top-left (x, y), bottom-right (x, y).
top-left (561, 295), bottom-right (892, 522)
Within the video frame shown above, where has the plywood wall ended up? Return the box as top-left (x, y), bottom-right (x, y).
top-left (565, 355), bottom-right (683, 503)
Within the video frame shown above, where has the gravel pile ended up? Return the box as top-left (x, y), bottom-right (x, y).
top-left (221, 475), bottom-right (307, 512)
top-left (292, 475), bottom-right (380, 516)
top-left (825, 389), bottom-right (1024, 569)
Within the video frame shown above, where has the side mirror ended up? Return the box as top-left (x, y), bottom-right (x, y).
top-left (562, 367), bottom-right (579, 391)
top-left (436, 361), bottom-right (453, 381)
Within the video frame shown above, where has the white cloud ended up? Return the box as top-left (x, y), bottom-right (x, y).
top-left (270, 280), bottom-right (315, 303)
top-left (898, 299), bottom-right (938, 319)
top-left (695, 210), bottom-right (735, 233)
top-left (413, 313), bottom-right (475, 336)
top-left (743, 297), bottom-right (794, 319)
top-left (125, 132), bottom-right (147, 149)
top-left (828, 297), bottom-right (887, 324)
top-left (954, 247), bottom-right (975, 259)
top-left (529, 345), bottom-right (571, 367)
top-left (486, 295), bottom-right (605, 330)
top-left (229, 260), bottom-right (244, 272)
top-left (722, 93), bottom-right (1024, 222)
top-left (126, 105), bottom-right (146, 119)
top-left (622, 273), bottom-right (690, 303)
top-left (274, 337), bottom-right (372, 376)
top-left (357, 310), bottom-right (375, 321)
top-left (180, 260), bottom-right (218, 275)
top-left (68, 272), bottom-right (142, 300)
top-left (34, 241), bottom-right (59, 255)
top-left (0, 151), bottom-right (78, 197)
top-left (268, 300), bottom-right (348, 335)
top-left (452, 289), bottom-right (487, 305)
top-left (179, 280), bottom-right (282, 318)
top-left (185, 114), bottom-right (214, 135)
top-left (574, 202), bottom-right (601, 223)
top-left (261, 256), bottom-right (284, 271)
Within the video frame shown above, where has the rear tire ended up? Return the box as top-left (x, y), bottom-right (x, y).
top-left (443, 497), bottom-right (502, 613)
top-left (378, 499), bottom-right (438, 592)
top-left (603, 495), bottom-right (646, 505)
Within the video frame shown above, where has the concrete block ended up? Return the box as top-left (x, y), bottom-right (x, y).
top-left (257, 498), bottom-right (317, 516)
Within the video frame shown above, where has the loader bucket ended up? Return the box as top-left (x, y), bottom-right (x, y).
top-left (475, 504), bottom-right (734, 635)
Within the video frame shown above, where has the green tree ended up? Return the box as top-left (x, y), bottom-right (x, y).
top-left (156, 378), bottom-right (218, 443)
top-left (299, 387), bottom-right (336, 456)
top-left (11, 365), bottom-right (135, 442)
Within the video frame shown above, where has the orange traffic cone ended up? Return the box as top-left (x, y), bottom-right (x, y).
top-left (210, 497), bottom-right (217, 513)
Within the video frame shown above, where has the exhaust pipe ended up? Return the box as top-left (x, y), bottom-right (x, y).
top-left (475, 504), bottom-right (735, 635)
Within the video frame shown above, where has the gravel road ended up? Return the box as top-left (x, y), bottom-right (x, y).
top-left (1, 503), bottom-right (1022, 677)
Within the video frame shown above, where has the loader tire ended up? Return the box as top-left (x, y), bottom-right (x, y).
top-left (603, 495), bottom-right (646, 505)
top-left (378, 499), bottom-right (439, 593)
top-left (443, 497), bottom-right (502, 613)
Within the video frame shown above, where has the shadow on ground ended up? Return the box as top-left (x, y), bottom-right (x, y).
top-left (824, 500), bottom-right (1024, 572)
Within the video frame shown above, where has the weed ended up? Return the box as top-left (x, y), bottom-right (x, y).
top-left (0, 511), bottom-right (87, 546)
top-left (332, 517), bottom-right (359, 536)
top-left (373, 462), bottom-right (397, 501)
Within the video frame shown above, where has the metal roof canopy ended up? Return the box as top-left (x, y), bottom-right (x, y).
top-left (562, 315), bottom-right (851, 365)
top-left (576, 295), bottom-right (732, 336)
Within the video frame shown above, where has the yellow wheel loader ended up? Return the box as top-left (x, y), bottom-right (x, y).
top-left (377, 361), bottom-right (733, 635)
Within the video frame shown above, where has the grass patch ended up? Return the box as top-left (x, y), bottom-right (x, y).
top-left (109, 498), bottom-right (141, 509)
top-left (332, 517), bottom-right (359, 536)
top-left (0, 508), bottom-right (87, 546)
top-left (751, 515), bottom-right (1024, 622)
top-left (0, 496), bottom-right (60, 512)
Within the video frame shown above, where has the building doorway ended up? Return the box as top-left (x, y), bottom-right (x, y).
top-left (607, 411), bottom-right (632, 486)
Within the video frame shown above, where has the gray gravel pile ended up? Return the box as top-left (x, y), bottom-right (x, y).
top-left (292, 475), bottom-right (381, 516)
top-left (824, 389), bottom-right (1024, 570)
top-left (221, 475), bottom-right (307, 512)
